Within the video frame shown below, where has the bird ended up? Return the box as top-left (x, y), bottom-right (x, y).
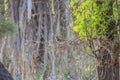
top-left (0, 62), bottom-right (14, 80)
top-left (55, 35), bottom-right (66, 42)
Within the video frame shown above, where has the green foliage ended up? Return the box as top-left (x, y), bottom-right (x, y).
top-left (64, 71), bottom-right (72, 80)
top-left (0, 15), bottom-right (17, 38)
top-left (70, 0), bottom-right (119, 39)
top-left (33, 63), bottom-right (46, 80)
top-left (6, 57), bottom-right (12, 68)
top-left (82, 64), bottom-right (96, 80)
top-left (4, 0), bottom-right (8, 15)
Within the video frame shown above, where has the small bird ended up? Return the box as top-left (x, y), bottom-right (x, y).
top-left (55, 35), bottom-right (65, 42)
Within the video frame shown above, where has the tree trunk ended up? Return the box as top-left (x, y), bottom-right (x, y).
top-left (94, 1), bottom-right (119, 80)
top-left (59, 0), bottom-right (67, 38)
top-left (92, 40), bottom-right (120, 80)
top-left (97, 52), bottom-right (119, 80)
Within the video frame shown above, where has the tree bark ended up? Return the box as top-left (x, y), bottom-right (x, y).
top-left (91, 40), bottom-right (119, 80)
top-left (94, 1), bottom-right (120, 80)
top-left (97, 49), bottom-right (119, 80)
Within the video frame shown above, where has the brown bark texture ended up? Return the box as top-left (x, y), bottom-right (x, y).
top-left (91, 40), bottom-right (120, 80)
top-left (97, 45), bottom-right (119, 80)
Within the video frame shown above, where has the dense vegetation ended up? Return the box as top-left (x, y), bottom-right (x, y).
top-left (0, 0), bottom-right (120, 80)
top-left (71, 0), bottom-right (119, 39)
top-left (0, 16), bottom-right (16, 38)
top-left (71, 0), bottom-right (120, 80)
